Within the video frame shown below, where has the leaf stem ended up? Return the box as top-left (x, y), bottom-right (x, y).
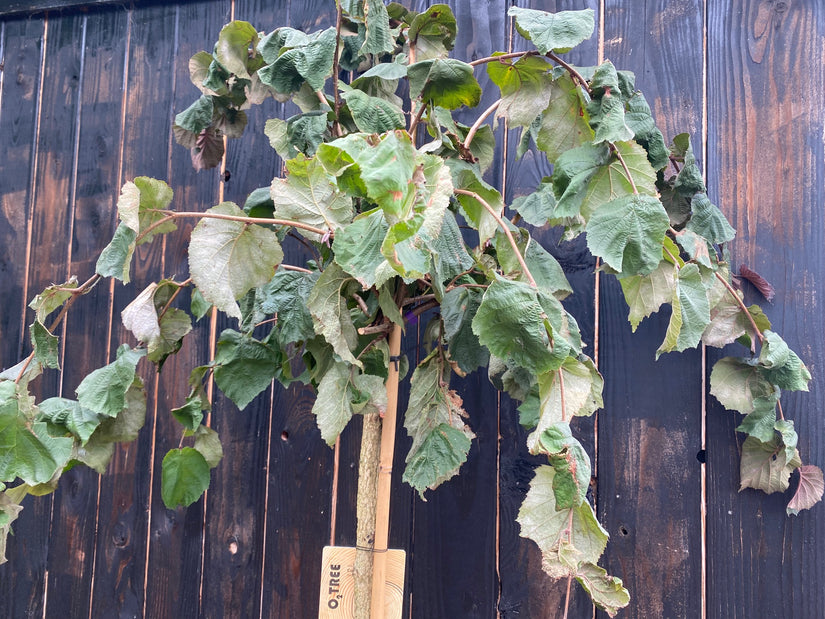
top-left (408, 100), bottom-right (427, 138)
top-left (454, 189), bottom-right (538, 289)
top-left (279, 264), bottom-right (313, 274)
top-left (157, 277), bottom-right (192, 322)
top-left (558, 368), bottom-right (567, 422)
top-left (713, 271), bottom-right (764, 345)
top-left (468, 50), bottom-right (537, 67)
top-left (547, 52), bottom-right (591, 94)
top-left (610, 143), bottom-right (638, 194)
top-left (331, 0), bottom-right (343, 135)
top-left (464, 99), bottom-right (501, 150)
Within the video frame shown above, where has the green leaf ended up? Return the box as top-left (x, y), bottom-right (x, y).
top-left (92, 377), bottom-right (146, 443)
top-left (37, 397), bottom-right (100, 444)
top-left (378, 284), bottom-right (404, 327)
top-left (550, 143), bottom-right (610, 221)
top-left (531, 421), bottom-right (592, 509)
top-left (408, 4), bottom-right (457, 59)
top-left (341, 89), bottom-right (405, 133)
top-left (497, 231), bottom-right (573, 299)
top-left (188, 201), bottom-right (284, 320)
top-left (0, 382), bottom-right (73, 484)
top-left (402, 354), bottom-right (474, 495)
top-left (333, 209), bottom-right (390, 288)
top-left (586, 62), bottom-right (633, 144)
top-left (313, 364), bottom-right (386, 445)
top-left (429, 210), bottom-right (474, 297)
top-left (488, 55), bottom-right (555, 128)
top-left (174, 95), bottom-right (213, 135)
top-left (270, 155), bottom-right (353, 240)
top-left (576, 563), bottom-right (630, 618)
top-left (28, 277), bottom-right (77, 322)
top-left (586, 194), bottom-right (669, 276)
top-left (710, 357), bottom-right (775, 415)
top-left (625, 92), bottom-right (669, 170)
top-left (408, 58), bottom-right (481, 110)
top-left (358, 131), bottom-right (418, 218)
top-left (161, 447), bottom-right (211, 508)
top-left (739, 435), bottom-right (801, 494)
top-left (441, 287), bottom-right (488, 374)
top-left (535, 74), bottom-right (594, 163)
top-left (508, 7), bottom-right (595, 54)
top-left (619, 260), bottom-right (677, 331)
top-left (76, 345), bottom-right (145, 418)
top-left (671, 133), bottom-right (706, 195)
top-left (787, 465), bottom-right (825, 515)
top-left (511, 182), bottom-right (557, 227)
top-left (686, 193), bottom-right (735, 244)
top-left (193, 425), bottom-right (223, 469)
top-left (758, 331), bottom-right (811, 392)
top-left (529, 357), bottom-right (602, 453)
top-left (445, 160), bottom-right (500, 243)
top-left (517, 465), bottom-right (608, 578)
top-left (258, 27), bottom-right (336, 93)
top-left (736, 394), bottom-right (779, 443)
top-left (96, 223), bottom-right (137, 283)
top-left (581, 141), bottom-right (658, 222)
top-left (257, 267), bottom-right (320, 344)
top-left (361, 0), bottom-right (394, 55)
top-left (171, 397), bottom-right (204, 432)
top-left (118, 177), bottom-right (176, 245)
top-left (702, 289), bottom-right (754, 348)
top-left (472, 277), bottom-right (559, 374)
top-left (307, 263), bottom-right (362, 367)
top-left (29, 320), bottom-right (59, 370)
top-left (655, 263), bottom-right (711, 357)
top-left (213, 329), bottom-right (280, 410)
top-left (215, 21), bottom-right (258, 79)
top-left (148, 308), bottom-right (192, 367)
top-left (269, 111), bottom-right (329, 159)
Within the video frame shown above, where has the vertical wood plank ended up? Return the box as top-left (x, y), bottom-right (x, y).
top-left (706, 1), bottom-right (825, 616)
top-left (596, 1), bottom-right (705, 617)
top-left (406, 1), bottom-right (504, 617)
top-left (89, 5), bottom-right (178, 616)
top-left (44, 8), bottom-right (129, 618)
top-left (497, 1), bottom-right (600, 617)
top-left (143, 2), bottom-right (230, 617)
top-left (0, 14), bottom-right (49, 619)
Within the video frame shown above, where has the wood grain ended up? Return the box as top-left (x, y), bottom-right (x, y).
top-left (44, 8), bottom-right (128, 618)
top-left (706, 0), bottom-right (825, 616)
top-left (596, 2), bottom-right (705, 617)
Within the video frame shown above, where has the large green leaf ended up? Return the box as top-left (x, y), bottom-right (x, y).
top-left (270, 155), bottom-right (353, 240)
top-left (472, 277), bottom-right (560, 374)
top-left (357, 131), bottom-right (418, 218)
top-left (215, 21), bottom-right (258, 79)
top-left (213, 329), bottom-right (280, 410)
top-left (37, 397), bottom-right (100, 444)
top-left (495, 230), bottom-right (573, 299)
top-left (333, 210), bottom-right (390, 289)
top-left (511, 182), bottom-right (557, 227)
top-left (258, 27), bottom-right (337, 93)
top-left (536, 74), bottom-right (594, 163)
top-left (586, 62), bottom-right (633, 144)
top-left (361, 0), bottom-right (394, 55)
top-left (161, 447), bottom-right (211, 508)
top-left (28, 277), bottom-right (77, 322)
top-left (188, 201), bottom-right (283, 320)
top-left (402, 354), bottom-right (474, 495)
top-left (710, 357), bottom-right (775, 415)
top-left (92, 377), bottom-right (146, 443)
top-left (0, 382), bottom-right (73, 485)
top-left (740, 435), bottom-right (801, 494)
top-left (312, 363), bottom-right (386, 446)
top-left (529, 357), bottom-right (602, 453)
top-left (429, 210), bottom-right (474, 298)
top-left (408, 58), bottom-right (481, 110)
top-left (619, 260), bottom-right (677, 331)
top-left (655, 263), bottom-right (711, 357)
top-left (30, 320), bottom-right (59, 370)
top-left (686, 193), bottom-right (735, 244)
top-left (306, 263), bottom-right (362, 367)
top-left (735, 394), bottom-right (779, 443)
top-left (586, 194), bottom-right (669, 276)
top-left (76, 345), bottom-right (145, 418)
top-left (341, 89), bottom-right (405, 134)
top-left (257, 268), bottom-right (320, 344)
top-left (624, 92), bottom-right (669, 170)
top-left (576, 563), bottom-right (631, 618)
top-left (445, 159), bottom-right (500, 243)
top-left (508, 7), bottom-right (595, 54)
top-left (407, 4), bottom-right (457, 59)
top-left (193, 425), bottom-right (223, 469)
top-left (174, 95), bottom-right (213, 135)
top-left (787, 465), bottom-right (825, 515)
top-left (517, 465), bottom-right (609, 579)
top-left (488, 55), bottom-right (555, 128)
top-left (757, 331), bottom-right (811, 392)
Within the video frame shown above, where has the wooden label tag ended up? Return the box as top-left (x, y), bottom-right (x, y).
top-left (318, 546), bottom-right (406, 618)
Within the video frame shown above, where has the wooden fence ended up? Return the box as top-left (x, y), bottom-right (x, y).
top-left (0, 0), bottom-right (822, 617)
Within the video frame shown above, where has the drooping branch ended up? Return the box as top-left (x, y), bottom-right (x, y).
top-left (464, 99), bottom-right (501, 150)
top-left (610, 143), bottom-right (639, 195)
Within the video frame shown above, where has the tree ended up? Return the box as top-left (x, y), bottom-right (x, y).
top-left (0, 4), bottom-right (820, 617)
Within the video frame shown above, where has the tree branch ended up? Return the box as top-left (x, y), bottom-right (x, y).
top-left (454, 189), bottom-right (538, 289)
top-left (464, 99), bottom-right (501, 150)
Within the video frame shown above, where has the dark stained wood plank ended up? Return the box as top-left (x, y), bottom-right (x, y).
top-left (497, 1), bottom-right (600, 617)
top-left (0, 15), bottom-right (51, 619)
top-left (405, 2), bottom-right (503, 617)
top-left (43, 8), bottom-right (129, 618)
top-left (143, 2), bottom-right (229, 617)
top-left (88, 4), bottom-right (178, 616)
top-left (706, 1), bottom-right (825, 616)
top-left (596, 1), bottom-right (705, 617)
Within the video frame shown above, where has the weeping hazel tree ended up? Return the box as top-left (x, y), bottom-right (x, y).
top-left (0, 3), bottom-right (822, 617)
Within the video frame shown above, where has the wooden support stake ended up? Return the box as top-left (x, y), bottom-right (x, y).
top-left (370, 323), bottom-right (403, 619)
